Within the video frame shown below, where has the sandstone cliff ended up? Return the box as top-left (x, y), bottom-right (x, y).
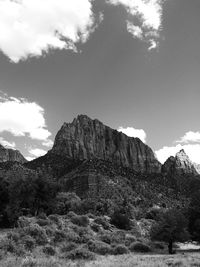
top-left (162, 149), bottom-right (198, 176)
top-left (50, 115), bottom-right (161, 173)
top-left (0, 144), bottom-right (27, 163)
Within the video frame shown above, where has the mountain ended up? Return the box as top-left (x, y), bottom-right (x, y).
top-left (50, 115), bottom-right (161, 173)
top-left (162, 149), bottom-right (198, 176)
top-left (0, 144), bottom-right (27, 164)
top-left (193, 163), bottom-right (200, 174)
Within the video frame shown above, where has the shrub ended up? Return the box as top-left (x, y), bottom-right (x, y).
top-left (23, 223), bottom-right (48, 245)
top-left (43, 245), bottom-right (56, 256)
top-left (91, 222), bottom-right (101, 232)
top-left (129, 242), bottom-right (151, 252)
top-left (36, 218), bottom-right (50, 226)
top-left (87, 213), bottom-right (95, 219)
top-left (94, 216), bottom-right (110, 230)
top-left (22, 235), bottom-right (36, 251)
top-left (88, 240), bottom-right (112, 255)
top-left (61, 242), bottom-right (77, 253)
top-left (153, 241), bottom-right (165, 250)
top-left (53, 230), bottom-right (66, 243)
top-left (65, 231), bottom-right (80, 243)
top-left (7, 231), bottom-right (21, 243)
top-left (113, 244), bottom-right (129, 255)
top-left (18, 216), bottom-right (32, 228)
top-left (37, 212), bottom-right (48, 220)
top-left (99, 233), bottom-right (112, 244)
top-left (125, 234), bottom-right (137, 247)
top-left (48, 214), bottom-right (60, 224)
top-left (66, 246), bottom-right (95, 260)
top-left (2, 238), bottom-right (26, 256)
top-left (110, 211), bottom-right (131, 230)
top-left (67, 211), bottom-right (77, 218)
top-left (71, 215), bottom-right (89, 227)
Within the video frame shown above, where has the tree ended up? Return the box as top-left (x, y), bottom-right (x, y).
top-left (188, 189), bottom-right (200, 241)
top-left (150, 209), bottom-right (190, 254)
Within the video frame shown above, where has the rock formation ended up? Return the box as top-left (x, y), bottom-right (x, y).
top-left (0, 144), bottom-right (27, 163)
top-left (50, 115), bottom-right (161, 173)
top-left (162, 149), bottom-right (198, 176)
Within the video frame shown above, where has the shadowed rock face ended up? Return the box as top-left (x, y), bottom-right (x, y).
top-left (0, 144), bottom-right (27, 163)
top-left (50, 115), bottom-right (161, 173)
top-left (162, 149), bottom-right (198, 176)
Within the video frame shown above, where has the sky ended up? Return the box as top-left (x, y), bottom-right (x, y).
top-left (0, 0), bottom-right (200, 164)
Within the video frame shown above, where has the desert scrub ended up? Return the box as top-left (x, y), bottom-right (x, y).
top-left (73, 225), bottom-right (94, 243)
top-left (65, 246), bottom-right (95, 260)
top-left (36, 218), bottom-right (50, 227)
top-left (125, 234), bottom-right (137, 246)
top-left (22, 235), bottom-right (36, 251)
top-left (94, 216), bottom-right (110, 230)
top-left (23, 223), bottom-right (48, 245)
top-left (88, 240), bottom-right (112, 255)
top-left (91, 222), bottom-right (101, 232)
top-left (60, 242), bottom-right (78, 253)
top-left (71, 215), bottom-right (89, 227)
top-left (129, 242), bottom-right (151, 252)
top-left (48, 214), bottom-right (60, 224)
top-left (43, 245), bottom-right (56, 256)
top-left (53, 229), bottom-right (66, 243)
top-left (64, 231), bottom-right (80, 243)
top-left (112, 244), bottom-right (129, 255)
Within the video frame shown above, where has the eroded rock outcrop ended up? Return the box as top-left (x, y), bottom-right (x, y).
top-left (50, 115), bottom-right (161, 173)
top-left (0, 144), bottom-right (27, 163)
top-left (162, 149), bottom-right (198, 176)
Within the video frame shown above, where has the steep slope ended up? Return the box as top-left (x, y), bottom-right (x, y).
top-left (162, 149), bottom-right (198, 176)
top-left (0, 144), bottom-right (27, 163)
top-left (50, 115), bottom-right (161, 173)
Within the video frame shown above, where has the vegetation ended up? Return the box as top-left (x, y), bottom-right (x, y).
top-left (150, 209), bottom-right (190, 254)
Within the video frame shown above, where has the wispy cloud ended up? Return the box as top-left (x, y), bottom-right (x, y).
top-left (108, 0), bottom-right (165, 49)
top-left (118, 126), bottom-right (147, 143)
top-left (176, 131), bottom-right (200, 144)
top-left (0, 0), bottom-right (97, 62)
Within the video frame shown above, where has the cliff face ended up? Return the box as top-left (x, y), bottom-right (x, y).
top-left (50, 115), bottom-right (161, 173)
top-left (0, 144), bottom-right (27, 163)
top-left (162, 149), bottom-right (198, 176)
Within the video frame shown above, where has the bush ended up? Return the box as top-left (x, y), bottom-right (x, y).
top-left (153, 241), bottom-right (165, 250)
top-left (36, 218), bottom-right (50, 226)
top-left (23, 223), bottom-right (48, 245)
top-left (113, 244), bottom-right (129, 255)
top-left (22, 235), bottom-right (36, 251)
top-left (74, 226), bottom-right (94, 243)
top-left (71, 215), bottom-right (89, 227)
top-left (110, 211), bottom-right (131, 230)
top-left (21, 256), bottom-right (37, 267)
top-left (37, 212), bottom-right (48, 220)
top-left (61, 242), bottom-right (77, 253)
top-left (48, 214), bottom-right (60, 224)
top-left (43, 245), bottom-right (56, 256)
top-left (129, 242), bottom-right (151, 252)
top-left (53, 229), bottom-right (66, 243)
top-left (65, 231), bottom-right (80, 243)
top-left (91, 222), bottom-right (101, 232)
top-left (18, 216), bottom-right (32, 228)
top-left (125, 234), bottom-right (137, 246)
top-left (94, 216), bottom-right (110, 230)
top-left (88, 240), bottom-right (112, 255)
top-left (66, 246), bottom-right (95, 260)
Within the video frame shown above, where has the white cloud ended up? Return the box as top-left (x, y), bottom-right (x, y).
top-left (108, 0), bottom-right (164, 49)
top-left (0, 0), bottom-right (96, 62)
top-left (155, 144), bottom-right (200, 164)
top-left (26, 156), bottom-right (35, 161)
top-left (29, 148), bottom-right (47, 157)
top-left (118, 126), bottom-right (147, 143)
top-left (176, 131), bottom-right (200, 144)
top-left (0, 94), bottom-right (51, 143)
top-left (42, 139), bottom-right (54, 148)
top-left (0, 137), bottom-right (16, 148)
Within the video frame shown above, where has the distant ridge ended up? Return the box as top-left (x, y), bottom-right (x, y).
top-left (0, 143), bottom-right (27, 163)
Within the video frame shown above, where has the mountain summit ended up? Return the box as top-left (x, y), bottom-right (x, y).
top-left (0, 144), bottom-right (27, 163)
top-left (162, 149), bottom-right (198, 176)
top-left (50, 115), bottom-right (161, 173)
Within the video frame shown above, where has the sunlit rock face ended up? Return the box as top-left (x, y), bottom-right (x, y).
top-left (0, 144), bottom-right (27, 163)
top-left (50, 115), bottom-right (161, 173)
top-left (162, 149), bottom-right (198, 176)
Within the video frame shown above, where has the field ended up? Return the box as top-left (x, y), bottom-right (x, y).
top-left (0, 252), bottom-right (200, 267)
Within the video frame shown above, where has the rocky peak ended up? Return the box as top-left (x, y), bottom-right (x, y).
top-left (50, 115), bottom-right (161, 173)
top-left (0, 144), bottom-right (27, 164)
top-left (162, 149), bottom-right (198, 176)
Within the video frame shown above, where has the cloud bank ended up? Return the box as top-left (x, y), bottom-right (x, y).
top-left (0, 0), bottom-right (95, 62)
top-left (118, 126), bottom-right (147, 143)
top-left (156, 131), bottom-right (200, 164)
top-left (108, 0), bottom-right (165, 49)
top-left (0, 0), bottom-right (165, 62)
top-left (0, 92), bottom-right (52, 158)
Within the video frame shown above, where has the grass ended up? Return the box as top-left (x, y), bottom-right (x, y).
top-left (0, 252), bottom-right (200, 267)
